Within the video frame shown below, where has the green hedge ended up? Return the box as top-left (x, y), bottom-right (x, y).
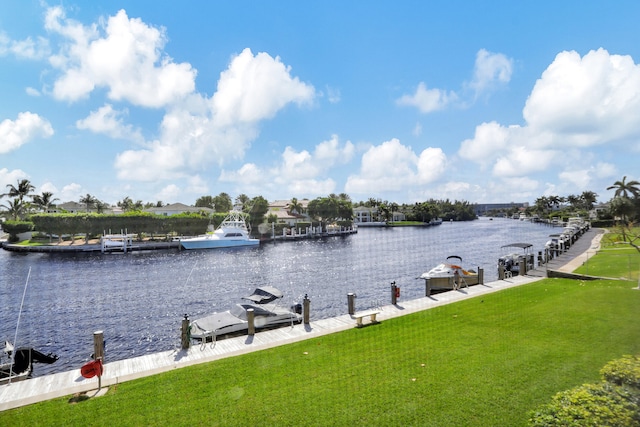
top-left (0, 220), bottom-right (35, 242)
top-left (26, 213), bottom-right (217, 241)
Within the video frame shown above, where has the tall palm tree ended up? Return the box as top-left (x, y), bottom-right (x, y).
top-left (580, 191), bottom-right (598, 211)
top-left (3, 179), bottom-right (35, 203)
top-left (288, 197), bottom-right (303, 215)
top-left (0, 198), bottom-right (26, 220)
top-left (607, 176), bottom-right (640, 199)
top-left (235, 194), bottom-right (250, 209)
top-left (32, 192), bottom-right (59, 212)
top-left (80, 194), bottom-right (97, 212)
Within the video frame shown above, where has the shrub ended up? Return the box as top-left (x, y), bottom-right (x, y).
top-left (0, 220), bottom-right (34, 242)
top-left (529, 355), bottom-right (640, 426)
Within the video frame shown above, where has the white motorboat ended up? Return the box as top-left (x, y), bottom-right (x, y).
top-left (0, 341), bottom-right (59, 385)
top-left (180, 210), bottom-right (260, 250)
top-left (498, 243), bottom-right (534, 276)
top-left (189, 286), bottom-right (302, 341)
top-left (419, 255), bottom-right (479, 290)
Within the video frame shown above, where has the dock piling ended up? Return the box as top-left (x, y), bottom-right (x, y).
top-left (181, 315), bottom-right (190, 350)
top-left (347, 293), bottom-right (356, 315)
top-left (391, 281), bottom-right (398, 305)
top-left (303, 294), bottom-right (310, 324)
top-left (247, 308), bottom-right (255, 335)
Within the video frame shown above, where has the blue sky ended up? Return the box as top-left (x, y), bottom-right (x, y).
top-left (1, 1), bottom-right (639, 206)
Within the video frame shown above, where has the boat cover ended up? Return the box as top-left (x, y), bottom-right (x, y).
top-left (500, 243), bottom-right (533, 250)
top-left (242, 286), bottom-right (283, 304)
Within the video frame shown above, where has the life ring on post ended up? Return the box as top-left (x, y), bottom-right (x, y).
top-left (81, 359), bottom-right (104, 378)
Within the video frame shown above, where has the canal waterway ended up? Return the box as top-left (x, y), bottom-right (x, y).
top-left (1, 218), bottom-right (557, 376)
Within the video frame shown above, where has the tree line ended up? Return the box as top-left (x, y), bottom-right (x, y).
top-left (2, 176), bottom-right (639, 245)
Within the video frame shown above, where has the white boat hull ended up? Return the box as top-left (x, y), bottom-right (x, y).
top-left (180, 238), bottom-right (259, 250)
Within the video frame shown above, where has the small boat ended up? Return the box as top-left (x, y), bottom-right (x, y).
top-left (498, 243), bottom-right (534, 276)
top-left (419, 255), bottom-right (479, 291)
top-left (0, 341), bottom-right (59, 385)
top-left (189, 286), bottom-right (302, 341)
top-left (180, 210), bottom-right (260, 250)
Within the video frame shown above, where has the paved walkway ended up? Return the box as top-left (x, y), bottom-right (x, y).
top-left (0, 228), bottom-right (604, 411)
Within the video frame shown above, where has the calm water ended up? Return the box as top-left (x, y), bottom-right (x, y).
top-left (0, 218), bottom-right (555, 376)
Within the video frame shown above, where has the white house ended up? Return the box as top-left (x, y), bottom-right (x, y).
top-left (144, 203), bottom-right (214, 216)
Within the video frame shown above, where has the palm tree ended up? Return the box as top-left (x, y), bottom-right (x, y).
top-left (289, 198), bottom-right (303, 215)
top-left (79, 194), bottom-right (97, 212)
top-left (32, 192), bottom-right (59, 212)
top-left (235, 194), bottom-right (250, 209)
top-left (117, 197), bottom-right (134, 212)
top-left (580, 191), bottom-right (598, 211)
top-left (95, 200), bottom-right (110, 214)
top-left (607, 176), bottom-right (640, 199)
top-left (1, 198), bottom-right (26, 220)
top-left (3, 179), bottom-right (35, 203)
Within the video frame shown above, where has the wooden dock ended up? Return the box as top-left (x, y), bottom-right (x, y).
top-left (0, 229), bottom-right (604, 411)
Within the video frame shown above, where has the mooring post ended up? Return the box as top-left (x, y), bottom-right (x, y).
top-left (303, 294), bottom-right (310, 324)
top-left (498, 264), bottom-right (505, 280)
top-left (519, 258), bottom-right (526, 275)
top-left (478, 267), bottom-right (484, 285)
top-left (93, 330), bottom-right (104, 390)
top-left (181, 314), bottom-right (190, 350)
top-left (347, 293), bottom-right (356, 315)
top-left (93, 330), bottom-right (104, 362)
top-left (425, 279), bottom-right (431, 297)
top-left (247, 308), bottom-right (255, 335)
top-left (391, 281), bottom-right (397, 305)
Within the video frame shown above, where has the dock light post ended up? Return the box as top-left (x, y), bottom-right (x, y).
top-left (303, 294), bottom-right (310, 324)
top-left (181, 314), bottom-right (190, 350)
top-left (247, 308), bottom-right (255, 335)
top-left (347, 293), bottom-right (356, 315)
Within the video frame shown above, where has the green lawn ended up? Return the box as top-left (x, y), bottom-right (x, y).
top-left (1, 253), bottom-right (639, 426)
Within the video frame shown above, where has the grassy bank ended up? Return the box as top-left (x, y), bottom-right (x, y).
top-left (2, 253), bottom-right (639, 426)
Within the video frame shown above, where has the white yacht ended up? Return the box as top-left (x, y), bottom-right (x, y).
top-left (180, 210), bottom-right (260, 250)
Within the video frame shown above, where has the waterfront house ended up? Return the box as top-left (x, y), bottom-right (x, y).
top-left (144, 203), bottom-right (214, 216)
top-left (266, 200), bottom-right (310, 227)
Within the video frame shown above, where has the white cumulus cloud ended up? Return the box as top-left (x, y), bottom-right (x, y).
top-left (468, 49), bottom-right (513, 95)
top-left (396, 82), bottom-right (457, 113)
top-left (345, 138), bottom-right (447, 195)
top-left (45, 7), bottom-right (196, 107)
top-left (115, 48), bottom-right (315, 181)
top-left (76, 104), bottom-right (144, 143)
top-left (0, 112), bottom-right (54, 154)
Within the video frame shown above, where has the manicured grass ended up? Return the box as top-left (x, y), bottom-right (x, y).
top-left (1, 248), bottom-right (639, 426)
top-left (575, 230), bottom-right (640, 280)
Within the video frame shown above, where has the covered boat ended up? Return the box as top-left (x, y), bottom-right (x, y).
top-left (180, 210), bottom-right (260, 250)
top-left (0, 341), bottom-right (59, 385)
top-left (498, 243), bottom-right (534, 276)
top-left (419, 255), bottom-right (479, 291)
top-left (189, 286), bottom-right (302, 341)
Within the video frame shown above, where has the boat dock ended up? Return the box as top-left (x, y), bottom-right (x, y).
top-left (0, 228), bottom-right (604, 411)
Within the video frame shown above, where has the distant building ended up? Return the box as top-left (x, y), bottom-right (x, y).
top-left (52, 201), bottom-right (117, 214)
top-left (266, 199), bottom-right (310, 226)
top-left (144, 203), bottom-right (213, 216)
top-left (473, 202), bottom-right (528, 216)
top-left (353, 206), bottom-right (405, 224)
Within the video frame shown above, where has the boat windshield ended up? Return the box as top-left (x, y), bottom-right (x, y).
top-left (230, 304), bottom-right (274, 320)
